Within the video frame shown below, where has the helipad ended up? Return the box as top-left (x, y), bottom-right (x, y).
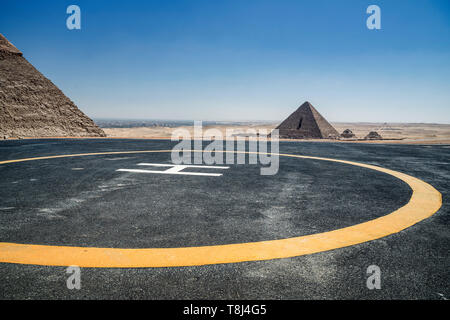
top-left (0, 148), bottom-right (441, 268)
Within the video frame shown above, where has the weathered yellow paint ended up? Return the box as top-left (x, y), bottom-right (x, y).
top-left (0, 150), bottom-right (442, 267)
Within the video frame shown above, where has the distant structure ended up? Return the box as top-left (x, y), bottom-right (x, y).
top-left (0, 33), bottom-right (105, 138)
top-left (365, 131), bottom-right (383, 140)
top-left (340, 129), bottom-right (356, 138)
top-left (272, 101), bottom-right (339, 139)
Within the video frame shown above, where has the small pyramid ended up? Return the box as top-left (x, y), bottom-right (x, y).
top-left (364, 131), bottom-right (382, 140)
top-left (272, 101), bottom-right (338, 139)
top-left (0, 33), bottom-right (105, 138)
top-left (341, 129), bottom-right (356, 138)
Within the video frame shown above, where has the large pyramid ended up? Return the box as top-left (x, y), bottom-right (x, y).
top-left (273, 101), bottom-right (338, 139)
top-left (0, 33), bottom-right (105, 138)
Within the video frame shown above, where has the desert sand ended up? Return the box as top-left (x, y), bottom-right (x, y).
top-left (102, 122), bottom-right (450, 144)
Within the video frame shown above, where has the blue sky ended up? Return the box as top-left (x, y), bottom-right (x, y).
top-left (1, 0), bottom-right (449, 122)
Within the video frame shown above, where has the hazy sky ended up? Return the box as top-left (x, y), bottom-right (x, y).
top-left (1, 0), bottom-right (449, 123)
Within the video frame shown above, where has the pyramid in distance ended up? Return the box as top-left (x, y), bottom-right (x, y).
top-left (273, 101), bottom-right (339, 139)
top-left (0, 33), bottom-right (105, 138)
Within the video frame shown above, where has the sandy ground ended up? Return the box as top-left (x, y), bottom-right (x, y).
top-left (102, 122), bottom-right (450, 144)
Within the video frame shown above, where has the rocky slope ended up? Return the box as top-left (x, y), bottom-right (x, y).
top-left (0, 33), bottom-right (105, 138)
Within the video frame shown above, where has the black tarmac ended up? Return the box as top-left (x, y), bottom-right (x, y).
top-left (0, 139), bottom-right (448, 299)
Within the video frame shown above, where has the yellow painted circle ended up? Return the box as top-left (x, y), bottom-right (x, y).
top-left (0, 150), bottom-right (442, 267)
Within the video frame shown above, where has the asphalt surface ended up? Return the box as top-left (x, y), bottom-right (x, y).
top-left (0, 139), bottom-right (448, 299)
